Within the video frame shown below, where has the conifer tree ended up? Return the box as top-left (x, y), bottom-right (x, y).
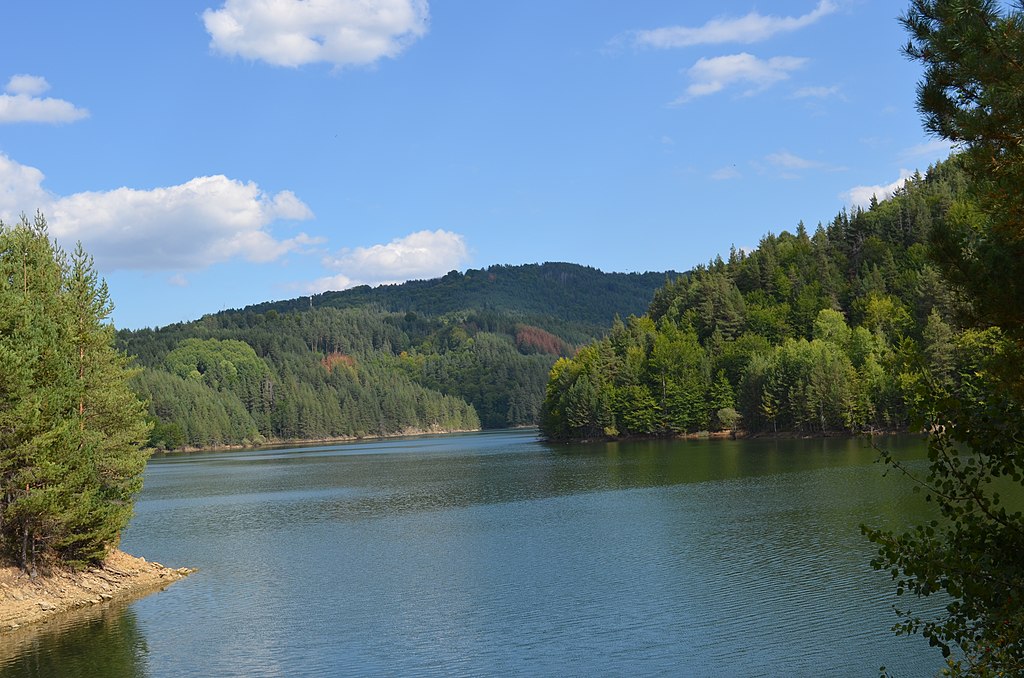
top-left (0, 214), bottom-right (149, 572)
top-left (863, 3), bottom-right (1024, 675)
top-left (902, 0), bottom-right (1024, 343)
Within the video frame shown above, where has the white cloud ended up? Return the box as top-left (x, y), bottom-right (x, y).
top-left (203, 0), bottom-right (430, 68)
top-left (900, 138), bottom-right (955, 161)
top-left (0, 153), bottom-right (51, 211)
top-left (6, 75), bottom-right (50, 97)
top-left (763, 150), bottom-right (846, 176)
top-left (168, 273), bottom-right (190, 287)
top-left (310, 229), bottom-right (469, 292)
top-left (304, 273), bottom-right (356, 294)
top-left (0, 74), bottom-right (88, 124)
top-left (792, 85), bottom-right (842, 99)
top-left (675, 53), bottom-right (806, 102)
top-left (633, 1), bottom-right (837, 48)
top-left (766, 151), bottom-right (818, 170)
top-left (711, 165), bottom-right (741, 180)
top-left (0, 152), bottom-right (318, 271)
top-left (841, 169), bottom-right (914, 208)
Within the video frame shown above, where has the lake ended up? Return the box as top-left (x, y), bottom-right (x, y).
top-left (0, 430), bottom-right (945, 677)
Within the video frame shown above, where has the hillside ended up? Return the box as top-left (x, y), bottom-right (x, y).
top-left (245, 262), bottom-right (676, 345)
top-left (541, 158), bottom-right (972, 440)
top-left (117, 263), bottom-right (675, 449)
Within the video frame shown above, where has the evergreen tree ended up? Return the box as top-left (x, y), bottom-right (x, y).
top-left (864, 3), bottom-right (1024, 675)
top-left (0, 215), bottom-right (150, 571)
top-left (708, 370), bottom-right (736, 430)
top-left (903, 0), bottom-right (1024, 342)
top-left (540, 158), bottom-right (970, 442)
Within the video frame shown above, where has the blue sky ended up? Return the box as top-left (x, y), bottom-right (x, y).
top-left (1, 1), bottom-right (951, 329)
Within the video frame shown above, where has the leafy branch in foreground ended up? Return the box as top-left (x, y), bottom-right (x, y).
top-left (865, 1), bottom-right (1024, 674)
top-left (865, 340), bottom-right (1024, 675)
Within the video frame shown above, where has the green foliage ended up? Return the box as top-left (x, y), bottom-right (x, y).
top-left (164, 337), bottom-right (274, 433)
top-left (122, 306), bottom-right (487, 444)
top-left (866, 332), bottom-right (1024, 676)
top-left (411, 332), bottom-right (553, 429)
top-left (131, 368), bottom-right (261, 448)
top-left (708, 371), bottom-right (736, 430)
top-left (903, 0), bottom-right (1024, 343)
top-left (0, 215), bottom-right (149, 571)
top-left (862, 3), bottom-right (1024, 674)
top-left (716, 407), bottom-right (741, 432)
top-left (250, 262), bottom-right (674, 346)
top-left (542, 162), bottom-right (970, 440)
top-left (114, 263), bottom-right (673, 447)
top-left (541, 347), bottom-right (617, 440)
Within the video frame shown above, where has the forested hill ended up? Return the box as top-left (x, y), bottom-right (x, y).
top-left (542, 158), bottom-right (972, 440)
top-left (245, 262), bottom-right (676, 344)
top-left (117, 263), bottom-right (675, 449)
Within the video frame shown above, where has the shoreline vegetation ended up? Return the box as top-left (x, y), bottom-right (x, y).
top-left (118, 264), bottom-right (668, 454)
top-left (552, 427), bottom-right (913, 445)
top-left (157, 424), bottom-right (914, 454)
top-left (153, 426), bottom-right (913, 456)
top-left (0, 218), bottom-right (192, 637)
top-left (156, 425), bottom-right (483, 454)
top-left (539, 159), bottom-right (976, 444)
top-left (0, 550), bottom-right (192, 633)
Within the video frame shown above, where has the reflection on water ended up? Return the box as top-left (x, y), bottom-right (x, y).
top-left (1, 430), bottom-right (946, 677)
top-left (0, 603), bottom-right (147, 678)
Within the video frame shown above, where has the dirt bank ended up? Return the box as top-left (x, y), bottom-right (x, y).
top-left (0, 550), bottom-right (192, 633)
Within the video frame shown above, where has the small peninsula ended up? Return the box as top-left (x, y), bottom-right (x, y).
top-left (0, 551), bottom-right (192, 632)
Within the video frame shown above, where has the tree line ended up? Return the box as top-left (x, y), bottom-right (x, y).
top-left (864, 2), bottom-right (1024, 675)
top-left (541, 160), bottom-right (966, 440)
top-left (122, 313), bottom-right (482, 448)
top-left (542, 2), bottom-right (1024, 673)
top-left (115, 264), bottom-right (672, 449)
top-left (245, 262), bottom-right (674, 346)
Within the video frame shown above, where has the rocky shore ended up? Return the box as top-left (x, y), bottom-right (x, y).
top-left (0, 550), bottom-right (192, 632)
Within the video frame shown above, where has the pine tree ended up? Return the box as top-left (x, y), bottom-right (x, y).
top-left (0, 214), bottom-right (70, 572)
top-left (56, 244), bottom-right (150, 563)
top-left (864, 3), bottom-right (1024, 674)
top-left (708, 370), bottom-right (736, 431)
top-left (903, 0), bottom-right (1024, 343)
top-left (0, 215), bottom-right (150, 572)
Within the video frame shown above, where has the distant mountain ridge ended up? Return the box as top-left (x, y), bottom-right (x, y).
top-left (119, 261), bottom-right (678, 449)
top-left (243, 262), bottom-right (677, 341)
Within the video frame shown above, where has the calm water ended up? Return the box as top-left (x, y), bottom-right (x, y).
top-left (0, 430), bottom-right (947, 677)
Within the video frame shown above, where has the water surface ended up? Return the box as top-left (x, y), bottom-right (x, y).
top-left (1, 430), bottom-right (944, 676)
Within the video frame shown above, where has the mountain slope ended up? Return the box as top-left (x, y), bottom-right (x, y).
top-left (541, 159), bottom-right (969, 439)
top-left (118, 263), bottom-right (676, 448)
top-left (246, 262), bottom-right (676, 344)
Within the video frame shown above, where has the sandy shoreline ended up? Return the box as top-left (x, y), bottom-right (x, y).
top-left (0, 550), bottom-right (192, 633)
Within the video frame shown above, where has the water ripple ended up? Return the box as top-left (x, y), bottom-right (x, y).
top-left (8, 431), bottom-right (951, 678)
